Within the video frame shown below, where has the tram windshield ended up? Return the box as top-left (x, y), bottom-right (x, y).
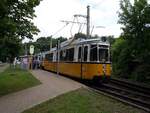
top-left (90, 45), bottom-right (109, 62)
top-left (99, 48), bottom-right (108, 62)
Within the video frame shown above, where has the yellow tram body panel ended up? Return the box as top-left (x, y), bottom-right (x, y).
top-left (82, 63), bottom-right (111, 79)
top-left (43, 60), bottom-right (111, 80)
top-left (43, 60), bottom-right (57, 72)
top-left (59, 62), bottom-right (81, 78)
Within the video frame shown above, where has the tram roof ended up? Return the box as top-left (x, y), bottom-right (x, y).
top-left (41, 37), bottom-right (110, 54)
top-left (77, 38), bottom-right (109, 45)
top-left (60, 38), bottom-right (109, 47)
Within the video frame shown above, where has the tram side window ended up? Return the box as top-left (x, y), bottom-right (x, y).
top-left (99, 49), bottom-right (108, 62)
top-left (66, 48), bottom-right (74, 61)
top-left (45, 53), bottom-right (53, 61)
top-left (78, 47), bottom-right (82, 61)
top-left (64, 50), bottom-right (68, 61)
top-left (60, 51), bottom-right (63, 61)
top-left (45, 54), bottom-right (49, 61)
top-left (84, 46), bottom-right (88, 61)
top-left (49, 53), bottom-right (53, 61)
top-left (90, 45), bottom-right (97, 61)
top-left (60, 50), bottom-right (67, 61)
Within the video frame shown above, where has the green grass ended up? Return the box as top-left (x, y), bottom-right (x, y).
top-left (23, 88), bottom-right (146, 113)
top-left (0, 66), bottom-right (41, 96)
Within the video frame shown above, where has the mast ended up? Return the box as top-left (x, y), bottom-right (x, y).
top-left (86, 5), bottom-right (90, 39)
top-left (61, 6), bottom-right (90, 39)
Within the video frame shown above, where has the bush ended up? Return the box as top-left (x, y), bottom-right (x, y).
top-left (132, 64), bottom-right (150, 82)
top-left (112, 38), bottom-right (133, 78)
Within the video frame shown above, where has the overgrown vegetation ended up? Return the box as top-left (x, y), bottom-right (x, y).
top-left (0, 66), bottom-right (41, 96)
top-left (22, 88), bottom-right (146, 113)
top-left (22, 36), bottom-right (67, 55)
top-left (112, 0), bottom-right (150, 82)
top-left (0, 0), bottom-right (42, 62)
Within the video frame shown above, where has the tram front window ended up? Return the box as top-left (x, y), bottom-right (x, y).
top-left (90, 45), bottom-right (109, 62)
top-left (99, 49), bottom-right (108, 62)
top-left (84, 46), bottom-right (88, 61)
top-left (90, 45), bottom-right (97, 61)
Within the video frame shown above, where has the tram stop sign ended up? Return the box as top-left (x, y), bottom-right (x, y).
top-left (30, 45), bottom-right (34, 55)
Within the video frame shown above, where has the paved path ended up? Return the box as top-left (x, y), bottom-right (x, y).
top-left (0, 70), bottom-right (84, 113)
top-left (0, 63), bottom-right (8, 73)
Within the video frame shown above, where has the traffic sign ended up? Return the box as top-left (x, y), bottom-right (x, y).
top-left (30, 45), bottom-right (34, 55)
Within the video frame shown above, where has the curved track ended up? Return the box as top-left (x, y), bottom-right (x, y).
top-left (86, 78), bottom-right (150, 113)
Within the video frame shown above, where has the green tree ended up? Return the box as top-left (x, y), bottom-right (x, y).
top-left (0, 37), bottom-right (21, 62)
top-left (36, 37), bottom-right (50, 52)
top-left (113, 0), bottom-right (150, 82)
top-left (74, 33), bottom-right (87, 39)
top-left (107, 36), bottom-right (116, 45)
top-left (33, 36), bottom-right (67, 53)
top-left (112, 37), bottom-right (133, 78)
top-left (0, 0), bottom-right (41, 62)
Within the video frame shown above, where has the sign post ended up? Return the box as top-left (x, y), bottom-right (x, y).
top-left (29, 45), bottom-right (34, 70)
top-left (30, 45), bottom-right (34, 55)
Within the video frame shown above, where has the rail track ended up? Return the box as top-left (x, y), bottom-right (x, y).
top-left (45, 69), bottom-right (150, 112)
top-left (86, 78), bottom-right (150, 113)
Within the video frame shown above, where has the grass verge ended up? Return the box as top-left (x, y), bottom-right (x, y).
top-left (0, 66), bottom-right (41, 96)
top-left (23, 88), bottom-right (146, 113)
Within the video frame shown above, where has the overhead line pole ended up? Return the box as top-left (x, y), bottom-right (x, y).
top-left (87, 5), bottom-right (90, 39)
top-left (57, 40), bottom-right (60, 75)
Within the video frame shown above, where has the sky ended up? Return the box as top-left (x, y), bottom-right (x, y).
top-left (31, 0), bottom-right (123, 41)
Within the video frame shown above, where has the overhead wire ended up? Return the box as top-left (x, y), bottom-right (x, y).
top-left (70, 17), bottom-right (75, 37)
top-left (76, 17), bottom-right (83, 33)
top-left (52, 22), bottom-right (69, 37)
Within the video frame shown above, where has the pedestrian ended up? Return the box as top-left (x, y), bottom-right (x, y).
top-left (13, 57), bottom-right (17, 68)
top-left (23, 57), bottom-right (28, 69)
top-left (33, 57), bottom-right (38, 69)
top-left (20, 58), bottom-right (23, 69)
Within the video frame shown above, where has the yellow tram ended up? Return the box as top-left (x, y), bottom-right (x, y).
top-left (41, 37), bottom-right (111, 82)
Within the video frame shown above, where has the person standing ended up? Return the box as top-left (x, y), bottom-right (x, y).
top-left (13, 57), bottom-right (17, 68)
top-left (23, 56), bottom-right (28, 69)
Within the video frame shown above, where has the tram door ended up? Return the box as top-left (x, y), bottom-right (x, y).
top-left (81, 46), bottom-right (88, 79)
top-left (78, 46), bottom-right (82, 79)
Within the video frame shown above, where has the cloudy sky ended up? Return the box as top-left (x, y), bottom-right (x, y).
top-left (32, 0), bottom-right (123, 41)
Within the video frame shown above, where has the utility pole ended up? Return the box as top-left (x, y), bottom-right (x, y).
top-left (50, 37), bottom-right (52, 51)
top-left (57, 40), bottom-right (60, 75)
top-left (87, 5), bottom-right (90, 39)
